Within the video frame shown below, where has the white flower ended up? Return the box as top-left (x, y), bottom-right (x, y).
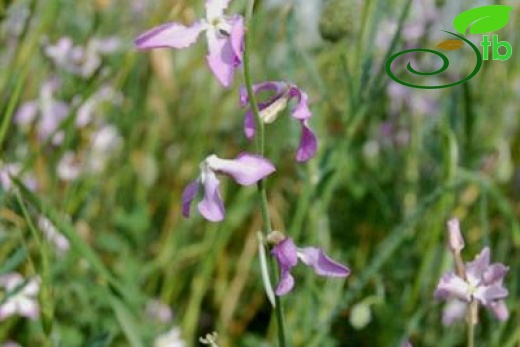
top-left (0, 273), bottom-right (40, 321)
top-left (154, 327), bottom-right (186, 347)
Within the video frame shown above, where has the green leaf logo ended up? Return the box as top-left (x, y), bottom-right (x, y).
top-left (453, 5), bottom-right (513, 35)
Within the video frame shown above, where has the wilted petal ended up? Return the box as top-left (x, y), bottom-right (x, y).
top-left (296, 120), bottom-right (317, 162)
top-left (434, 273), bottom-right (470, 302)
top-left (442, 300), bottom-right (467, 325)
top-left (275, 270), bottom-right (295, 296)
top-left (297, 247), bottom-right (350, 277)
top-left (135, 21), bottom-right (205, 50)
top-left (197, 171), bottom-right (225, 222)
top-left (447, 218), bottom-right (464, 253)
top-left (288, 86), bottom-right (311, 120)
top-left (205, 0), bottom-right (231, 20)
top-left (487, 300), bottom-right (509, 321)
top-left (206, 29), bottom-right (237, 87)
top-left (474, 285), bottom-right (508, 306)
top-left (466, 247), bottom-right (491, 283)
top-left (182, 179), bottom-right (200, 218)
top-left (482, 263), bottom-right (509, 286)
top-left (206, 153), bottom-right (275, 186)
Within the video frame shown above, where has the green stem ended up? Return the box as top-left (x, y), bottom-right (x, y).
top-left (467, 301), bottom-right (477, 347)
top-left (243, 1), bottom-right (286, 346)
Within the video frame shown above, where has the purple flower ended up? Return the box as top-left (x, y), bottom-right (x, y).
top-left (270, 237), bottom-right (350, 296)
top-left (182, 153), bottom-right (275, 222)
top-left (134, 0), bottom-right (244, 87)
top-left (434, 247), bottom-right (509, 323)
top-left (239, 81), bottom-right (317, 162)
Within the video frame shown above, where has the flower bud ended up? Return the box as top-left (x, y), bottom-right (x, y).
top-left (266, 230), bottom-right (285, 245)
top-left (447, 218), bottom-right (464, 253)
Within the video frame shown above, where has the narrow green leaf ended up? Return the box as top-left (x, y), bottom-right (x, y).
top-left (108, 295), bottom-right (144, 347)
top-left (453, 5), bottom-right (513, 35)
top-left (0, 247), bottom-right (27, 275)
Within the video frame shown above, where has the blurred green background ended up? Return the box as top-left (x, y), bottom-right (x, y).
top-left (0, 0), bottom-right (519, 346)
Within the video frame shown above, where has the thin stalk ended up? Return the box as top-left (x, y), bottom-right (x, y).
top-left (243, 1), bottom-right (286, 346)
top-left (467, 301), bottom-right (478, 347)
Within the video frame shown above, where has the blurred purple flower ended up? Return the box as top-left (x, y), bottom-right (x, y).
top-left (0, 163), bottom-right (37, 192)
top-left (401, 341), bottom-right (413, 347)
top-left (38, 215), bottom-right (70, 253)
top-left (14, 79), bottom-right (69, 145)
top-left (239, 81), bottom-right (317, 162)
top-left (434, 247), bottom-right (509, 324)
top-left (154, 327), bottom-right (186, 347)
top-left (271, 237), bottom-right (350, 296)
top-left (57, 151), bottom-right (83, 181)
top-left (135, 0), bottom-right (244, 87)
top-left (146, 299), bottom-right (173, 324)
top-left (182, 153), bottom-right (275, 222)
top-left (0, 273), bottom-right (40, 321)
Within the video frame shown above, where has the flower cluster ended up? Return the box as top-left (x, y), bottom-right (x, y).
top-left (135, 0), bottom-right (347, 300)
top-left (434, 218), bottom-right (509, 325)
top-left (0, 273), bottom-right (40, 321)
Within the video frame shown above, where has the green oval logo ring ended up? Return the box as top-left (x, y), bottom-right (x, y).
top-left (385, 31), bottom-right (483, 89)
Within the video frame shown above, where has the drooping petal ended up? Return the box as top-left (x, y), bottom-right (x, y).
top-left (206, 153), bottom-right (275, 186)
top-left (434, 273), bottom-right (470, 302)
top-left (442, 300), bottom-right (467, 325)
top-left (482, 263), bottom-right (509, 286)
top-left (288, 85), bottom-right (312, 120)
top-left (295, 120), bottom-right (317, 162)
top-left (271, 238), bottom-right (299, 272)
top-left (465, 247), bottom-right (491, 283)
top-left (135, 21), bottom-right (205, 50)
top-left (474, 285), bottom-right (508, 306)
top-left (206, 29), bottom-right (237, 87)
top-left (205, 0), bottom-right (231, 20)
top-left (274, 270), bottom-right (295, 296)
top-left (243, 110), bottom-right (256, 139)
top-left (197, 171), bottom-right (225, 222)
top-left (487, 300), bottom-right (509, 321)
top-left (297, 247), bottom-right (350, 277)
top-left (182, 179), bottom-right (200, 218)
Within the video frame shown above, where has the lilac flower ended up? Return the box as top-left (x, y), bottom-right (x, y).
top-left (0, 273), bottom-right (40, 321)
top-left (239, 81), bottom-right (317, 162)
top-left (401, 341), bottom-right (413, 347)
top-left (38, 215), bottom-right (70, 253)
top-left (434, 247), bottom-right (509, 323)
top-left (270, 237), bottom-right (350, 296)
top-left (135, 0), bottom-right (244, 87)
top-left (0, 162), bottom-right (37, 192)
top-left (182, 153), bottom-right (275, 222)
top-left (146, 299), bottom-right (173, 324)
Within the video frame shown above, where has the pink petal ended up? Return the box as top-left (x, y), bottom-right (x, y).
top-left (446, 218), bottom-right (464, 253)
top-left (474, 285), bottom-right (508, 306)
top-left (135, 21), bottom-right (205, 50)
top-left (206, 29), bottom-right (237, 87)
top-left (297, 247), bottom-right (350, 277)
top-left (14, 101), bottom-right (38, 125)
top-left (482, 263), bottom-right (509, 286)
top-left (295, 120), bottom-right (317, 162)
top-left (243, 110), bottom-right (256, 139)
top-left (487, 300), bottom-right (509, 321)
top-left (207, 153), bottom-right (275, 186)
top-left (466, 247), bottom-right (491, 282)
top-left (434, 273), bottom-right (470, 302)
top-left (288, 86), bottom-right (312, 120)
top-left (442, 300), bottom-right (467, 325)
top-left (230, 16), bottom-right (244, 64)
top-left (205, 0), bottom-right (231, 19)
top-left (197, 171), bottom-right (225, 222)
top-left (275, 270), bottom-right (295, 296)
top-left (182, 179), bottom-right (200, 218)
top-left (271, 238), bottom-right (299, 271)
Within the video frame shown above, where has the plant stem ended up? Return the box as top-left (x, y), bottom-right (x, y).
top-left (467, 301), bottom-right (478, 347)
top-left (243, 1), bottom-right (287, 346)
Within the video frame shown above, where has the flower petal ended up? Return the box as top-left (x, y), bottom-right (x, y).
top-left (275, 270), bottom-right (295, 296)
top-left (482, 263), bottom-right (509, 286)
top-left (230, 15), bottom-right (244, 65)
top-left (487, 300), bottom-right (509, 321)
top-left (206, 29), bottom-right (237, 87)
top-left (271, 238), bottom-right (298, 272)
top-left (434, 272), bottom-right (470, 302)
top-left (135, 21), bottom-right (205, 50)
top-left (205, 0), bottom-right (231, 20)
top-left (474, 285), bottom-right (508, 306)
top-left (295, 120), bottom-right (317, 162)
top-left (243, 110), bottom-right (256, 139)
top-left (239, 82), bottom-right (286, 107)
top-left (447, 218), bottom-right (464, 253)
top-left (206, 153), bottom-right (275, 186)
top-left (182, 179), bottom-right (200, 218)
top-left (297, 247), bottom-right (350, 277)
top-left (288, 86), bottom-right (312, 120)
top-left (197, 171), bottom-right (225, 222)
top-left (465, 247), bottom-right (491, 283)
top-left (14, 101), bottom-right (38, 125)
top-left (442, 300), bottom-right (467, 325)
